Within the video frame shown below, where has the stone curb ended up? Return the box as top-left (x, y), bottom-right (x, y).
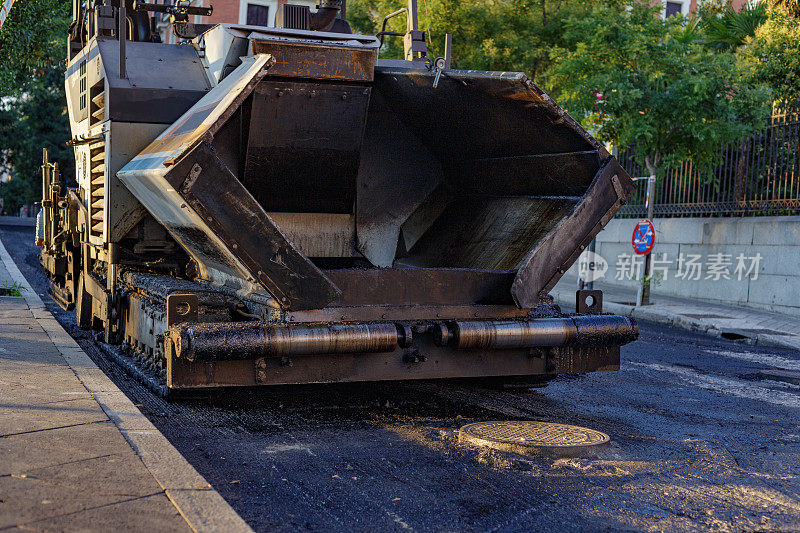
top-left (0, 238), bottom-right (252, 533)
top-left (553, 288), bottom-right (800, 352)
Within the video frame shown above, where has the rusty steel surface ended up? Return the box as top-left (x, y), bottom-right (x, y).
top-left (552, 346), bottom-right (620, 374)
top-left (370, 67), bottom-right (603, 159)
top-left (267, 213), bottom-right (357, 258)
top-left (167, 141), bottom-right (341, 309)
top-left (120, 56), bottom-right (271, 164)
top-left (512, 158), bottom-right (635, 306)
top-left (444, 316), bottom-right (637, 350)
top-left (284, 303), bottom-right (533, 323)
top-left (165, 293), bottom-right (198, 327)
top-left (325, 268), bottom-right (517, 306)
top-left (403, 196), bottom-right (578, 270)
top-left (446, 319), bottom-right (577, 350)
top-left (168, 322), bottom-right (400, 362)
top-left (573, 315), bottom-right (639, 347)
top-left (458, 421), bottom-right (611, 456)
top-left (163, 342), bottom-right (618, 388)
top-left (242, 80), bottom-right (371, 214)
top-left (576, 289), bottom-right (603, 314)
top-left (250, 39), bottom-right (377, 82)
top-left (166, 346), bottom-right (545, 388)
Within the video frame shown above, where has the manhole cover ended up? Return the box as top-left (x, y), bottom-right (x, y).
top-left (458, 421), bottom-right (610, 456)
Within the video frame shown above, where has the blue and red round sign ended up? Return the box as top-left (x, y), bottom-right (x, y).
top-left (631, 219), bottom-right (655, 255)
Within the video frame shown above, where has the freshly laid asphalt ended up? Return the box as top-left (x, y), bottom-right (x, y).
top-left (3, 223), bottom-right (799, 532)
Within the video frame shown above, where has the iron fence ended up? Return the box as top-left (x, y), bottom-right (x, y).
top-left (616, 118), bottom-right (800, 218)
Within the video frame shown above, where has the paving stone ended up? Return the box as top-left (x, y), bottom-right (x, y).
top-left (0, 296), bottom-right (27, 308)
top-left (0, 400), bottom-right (109, 438)
top-left (20, 493), bottom-right (190, 532)
top-left (0, 238), bottom-right (257, 532)
top-left (0, 475), bottom-right (146, 529)
top-left (0, 422), bottom-right (123, 474)
top-left (23, 452), bottom-right (167, 499)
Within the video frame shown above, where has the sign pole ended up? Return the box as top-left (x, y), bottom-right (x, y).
top-left (636, 175), bottom-right (656, 306)
top-left (0, 0), bottom-right (16, 30)
top-left (577, 237), bottom-right (596, 292)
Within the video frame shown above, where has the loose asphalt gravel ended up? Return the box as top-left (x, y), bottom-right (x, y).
top-left (3, 223), bottom-right (800, 532)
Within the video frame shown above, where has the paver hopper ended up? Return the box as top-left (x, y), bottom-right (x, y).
top-left (43, 0), bottom-right (638, 391)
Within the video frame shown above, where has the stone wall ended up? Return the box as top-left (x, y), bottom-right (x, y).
top-left (566, 216), bottom-right (800, 317)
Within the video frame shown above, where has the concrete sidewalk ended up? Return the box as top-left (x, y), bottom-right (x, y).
top-left (0, 240), bottom-right (252, 531)
top-left (553, 275), bottom-right (800, 351)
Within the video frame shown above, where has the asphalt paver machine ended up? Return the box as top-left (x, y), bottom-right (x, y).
top-left (39, 0), bottom-right (638, 392)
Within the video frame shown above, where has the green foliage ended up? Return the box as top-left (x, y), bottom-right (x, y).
top-left (0, 0), bottom-right (72, 214)
top-left (0, 0), bottom-right (70, 94)
top-left (702, 2), bottom-right (767, 49)
top-left (0, 281), bottom-right (26, 297)
top-left (0, 66), bottom-right (73, 214)
top-left (0, 0), bottom-right (788, 211)
top-left (545, 1), bottom-right (771, 177)
top-left (739, 5), bottom-right (800, 105)
top-left (772, 0), bottom-right (800, 18)
top-left (347, 0), bottom-right (603, 79)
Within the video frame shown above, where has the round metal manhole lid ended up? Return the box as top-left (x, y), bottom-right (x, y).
top-left (458, 421), bottom-right (610, 456)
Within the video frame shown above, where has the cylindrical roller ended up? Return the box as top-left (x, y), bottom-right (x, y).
top-left (572, 315), bottom-right (638, 347)
top-left (174, 322), bottom-right (399, 362)
top-left (446, 315), bottom-right (638, 350)
top-left (449, 318), bottom-right (578, 349)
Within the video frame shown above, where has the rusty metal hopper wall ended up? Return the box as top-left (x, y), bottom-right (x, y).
top-left (117, 55), bottom-right (341, 310)
top-left (356, 66), bottom-right (635, 306)
top-left (119, 43), bottom-right (633, 312)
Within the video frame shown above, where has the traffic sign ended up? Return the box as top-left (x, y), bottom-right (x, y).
top-left (631, 219), bottom-right (655, 256)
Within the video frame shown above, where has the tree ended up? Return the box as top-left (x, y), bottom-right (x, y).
top-left (347, 0), bottom-right (605, 80)
top-left (544, 1), bottom-right (772, 179)
top-left (0, 66), bottom-right (74, 213)
top-left (739, 5), bottom-right (800, 106)
top-left (0, 0), bottom-right (70, 94)
top-left (0, 0), bottom-right (71, 213)
top-left (772, 0), bottom-right (800, 18)
top-left (702, 2), bottom-right (767, 50)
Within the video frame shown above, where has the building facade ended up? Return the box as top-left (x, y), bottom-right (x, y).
top-left (158, 0), bottom-right (318, 43)
top-left (662, 0), bottom-right (749, 17)
top-left (157, 0), bottom-right (755, 42)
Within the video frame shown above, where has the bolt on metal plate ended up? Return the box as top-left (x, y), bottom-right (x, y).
top-left (166, 293), bottom-right (198, 327)
top-left (458, 421), bottom-right (610, 456)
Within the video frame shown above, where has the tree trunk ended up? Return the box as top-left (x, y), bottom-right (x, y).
top-left (644, 154), bottom-right (659, 177)
top-left (542, 0), bottom-right (547, 28)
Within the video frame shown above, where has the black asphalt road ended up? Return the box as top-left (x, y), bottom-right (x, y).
top-left (4, 223), bottom-right (800, 532)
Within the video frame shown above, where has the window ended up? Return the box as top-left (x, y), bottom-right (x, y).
top-left (246, 4), bottom-right (269, 26)
top-left (663, 0), bottom-right (690, 18)
top-left (665, 1), bottom-right (683, 17)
